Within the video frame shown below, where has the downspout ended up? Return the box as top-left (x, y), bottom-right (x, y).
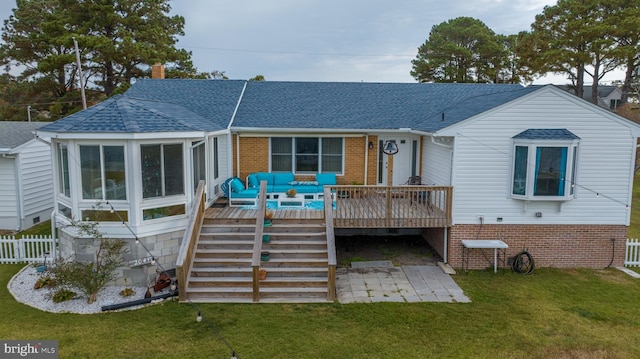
top-left (228, 81), bottom-right (248, 178)
top-left (364, 135), bottom-right (369, 185)
top-left (3, 153), bottom-right (21, 231)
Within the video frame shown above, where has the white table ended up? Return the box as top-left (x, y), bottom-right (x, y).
top-left (277, 193), bottom-right (305, 208)
top-left (461, 239), bottom-right (509, 273)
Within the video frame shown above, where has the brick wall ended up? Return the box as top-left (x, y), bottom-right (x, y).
top-left (446, 224), bottom-right (628, 270)
top-left (234, 135), bottom-right (378, 185)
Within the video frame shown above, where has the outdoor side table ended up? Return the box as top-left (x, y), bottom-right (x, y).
top-left (461, 239), bottom-right (508, 273)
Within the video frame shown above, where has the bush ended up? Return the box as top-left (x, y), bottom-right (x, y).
top-left (33, 275), bottom-right (56, 290)
top-left (52, 289), bottom-right (77, 303)
top-left (49, 218), bottom-right (127, 304)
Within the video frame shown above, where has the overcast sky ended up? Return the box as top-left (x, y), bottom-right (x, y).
top-left (0, 0), bottom-right (627, 84)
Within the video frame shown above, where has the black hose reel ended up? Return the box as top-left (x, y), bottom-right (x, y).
top-left (508, 250), bottom-right (535, 274)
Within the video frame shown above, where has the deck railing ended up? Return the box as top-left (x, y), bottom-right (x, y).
top-left (176, 181), bottom-right (206, 302)
top-left (330, 185), bottom-right (452, 228)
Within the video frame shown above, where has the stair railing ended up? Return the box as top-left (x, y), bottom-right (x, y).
top-left (251, 181), bottom-right (268, 302)
top-left (176, 180), bottom-right (206, 302)
top-left (323, 186), bottom-right (337, 301)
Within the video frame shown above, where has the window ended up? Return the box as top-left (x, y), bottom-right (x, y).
top-left (192, 141), bottom-right (206, 191)
top-left (511, 129), bottom-right (579, 200)
top-left (271, 137), bottom-right (343, 173)
top-left (141, 144), bottom-right (184, 199)
top-left (80, 145), bottom-right (126, 200)
top-left (57, 144), bottom-right (70, 197)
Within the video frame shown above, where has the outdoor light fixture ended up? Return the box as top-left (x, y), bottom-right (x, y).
top-left (368, 141), bottom-right (374, 149)
top-left (196, 311), bottom-right (202, 322)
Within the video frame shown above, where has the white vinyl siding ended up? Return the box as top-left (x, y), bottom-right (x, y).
top-left (422, 138), bottom-right (452, 186)
top-left (448, 88), bottom-right (636, 226)
top-left (0, 158), bottom-right (18, 229)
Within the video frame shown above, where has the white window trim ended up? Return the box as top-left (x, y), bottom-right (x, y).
top-left (510, 139), bottom-right (580, 201)
top-left (269, 137), bottom-right (345, 175)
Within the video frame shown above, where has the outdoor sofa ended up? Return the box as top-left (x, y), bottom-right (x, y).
top-left (224, 172), bottom-right (337, 206)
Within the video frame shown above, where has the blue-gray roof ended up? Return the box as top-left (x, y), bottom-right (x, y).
top-left (513, 129), bottom-right (580, 140)
top-left (0, 121), bottom-right (51, 151)
top-left (38, 79), bottom-right (543, 134)
top-left (232, 81), bottom-right (539, 131)
top-left (38, 94), bottom-right (224, 133)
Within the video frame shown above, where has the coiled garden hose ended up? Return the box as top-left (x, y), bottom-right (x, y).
top-left (510, 250), bottom-right (535, 274)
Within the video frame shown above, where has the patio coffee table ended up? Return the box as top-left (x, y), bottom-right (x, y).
top-left (277, 193), bottom-right (305, 208)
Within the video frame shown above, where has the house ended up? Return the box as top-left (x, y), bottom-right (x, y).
top-left (0, 121), bottom-right (53, 231)
top-left (35, 76), bottom-right (640, 288)
top-left (559, 85), bottom-right (623, 110)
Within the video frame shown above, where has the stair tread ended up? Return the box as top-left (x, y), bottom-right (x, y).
top-left (191, 267), bottom-right (252, 272)
top-left (260, 287), bottom-right (327, 293)
top-left (187, 287), bottom-right (252, 293)
top-left (190, 277), bottom-right (252, 282)
top-left (262, 232), bottom-right (326, 236)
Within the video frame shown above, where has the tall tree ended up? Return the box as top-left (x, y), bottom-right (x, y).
top-left (0, 0), bottom-right (210, 120)
top-left (517, 0), bottom-right (620, 102)
top-left (410, 17), bottom-right (508, 83)
top-left (607, 0), bottom-right (640, 104)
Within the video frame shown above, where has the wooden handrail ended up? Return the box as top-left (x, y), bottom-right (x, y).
top-left (176, 180), bottom-right (206, 302)
top-left (251, 181), bottom-right (268, 302)
top-left (324, 187), bottom-right (337, 301)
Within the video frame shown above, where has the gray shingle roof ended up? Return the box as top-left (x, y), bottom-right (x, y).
top-left (232, 81), bottom-right (539, 131)
top-left (513, 129), bottom-right (580, 140)
top-left (38, 94), bottom-right (223, 133)
top-left (38, 79), bottom-right (543, 134)
top-left (0, 121), bottom-right (51, 151)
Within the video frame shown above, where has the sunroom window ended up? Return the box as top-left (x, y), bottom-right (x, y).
top-left (141, 144), bottom-right (184, 198)
top-left (271, 137), bottom-right (343, 173)
top-left (79, 145), bottom-right (126, 200)
top-left (511, 129), bottom-right (579, 200)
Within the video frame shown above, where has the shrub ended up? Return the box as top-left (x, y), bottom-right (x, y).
top-left (33, 275), bottom-right (56, 290)
top-left (119, 288), bottom-right (135, 297)
top-left (52, 289), bottom-right (77, 303)
top-left (49, 217), bottom-right (127, 304)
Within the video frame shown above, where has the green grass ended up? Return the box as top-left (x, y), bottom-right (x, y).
top-left (1, 264), bottom-right (639, 358)
top-left (2, 177), bottom-right (640, 358)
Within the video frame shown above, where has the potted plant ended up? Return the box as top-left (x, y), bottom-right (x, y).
top-left (264, 209), bottom-right (274, 227)
top-left (262, 234), bottom-right (271, 243)
top-left (259, 268), bottom-right (267, 280)
top-left (286, 188), bottom-right (297, 198)
top-left (260, 251), bottom-right (270, 261)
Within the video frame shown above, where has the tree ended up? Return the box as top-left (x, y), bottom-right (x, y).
top-left (0, 0), bottom-right (217, 120)
top-left (517, 0), bottom-right (621, 102)
top-left (607, 0), bottom-right (640, 104)
top-left (410, 17), bottom-right (509, 83)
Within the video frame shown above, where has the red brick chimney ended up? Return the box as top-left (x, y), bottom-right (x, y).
top-left (151, 63), bottom-right (165, 79)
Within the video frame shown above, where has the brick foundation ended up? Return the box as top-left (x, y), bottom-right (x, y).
top-left (444, 224), bottom-right (627, 270)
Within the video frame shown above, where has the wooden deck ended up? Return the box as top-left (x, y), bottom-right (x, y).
top-left (206, 185), bottom-right (452, 228)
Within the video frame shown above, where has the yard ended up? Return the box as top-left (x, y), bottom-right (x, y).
top-left (1, 176), bottom-right (639, 358)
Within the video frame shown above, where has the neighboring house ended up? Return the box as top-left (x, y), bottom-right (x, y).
top-left (36, 76), bottom-right (640, 286)
top-left (559, 85), bottom-right (623, 110)
top-left (0, 121), bottom-right (53, 231)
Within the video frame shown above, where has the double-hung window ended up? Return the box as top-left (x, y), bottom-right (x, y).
top-left (79, 145), bottom-right (126, 200)
top-left (271, 137), bottom-right (343, 173)
top-left (511, 129), bottom-right (580, 200)
top-left (141, 144), bottom-right (184, 199)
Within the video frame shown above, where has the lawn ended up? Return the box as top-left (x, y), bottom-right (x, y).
top-left (2, 178), bottom-right (640, 358)
top-left (1, 264), bottom-right (639, 358)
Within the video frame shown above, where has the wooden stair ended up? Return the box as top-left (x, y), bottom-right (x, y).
top-left (185, 217), bottom-right (331, 303)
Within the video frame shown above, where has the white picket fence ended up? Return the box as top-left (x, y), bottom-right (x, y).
top-left (0, 235), bottom-right (57, 264)
top-left (626, 238), bottom-right (640, 267)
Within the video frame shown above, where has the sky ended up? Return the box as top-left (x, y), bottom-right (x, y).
top-left (0, 0), bottom-right (627, 85)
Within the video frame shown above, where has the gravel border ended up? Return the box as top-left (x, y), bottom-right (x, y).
top-left (7, 265), bottom-right (172, 314)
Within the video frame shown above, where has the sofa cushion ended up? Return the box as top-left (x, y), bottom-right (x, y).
top-left (315, 173), bottom-right (337, 185)
top-left (247, 173), bottom-right (259, 188)
top-left (232, 189), bottom-right (258, 198)
top-left (231, 178), bottom-right (245, 193)
top-left (256, 172), bottom-right (274, 185)
top-left (273, 172), bottom-right (294, 185)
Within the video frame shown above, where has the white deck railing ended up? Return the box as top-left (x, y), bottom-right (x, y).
top-left (625, 238), bottom-right (640, 267)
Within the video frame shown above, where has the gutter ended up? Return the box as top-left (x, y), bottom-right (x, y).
top-left (229, 81), bottom-right (248, 177)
